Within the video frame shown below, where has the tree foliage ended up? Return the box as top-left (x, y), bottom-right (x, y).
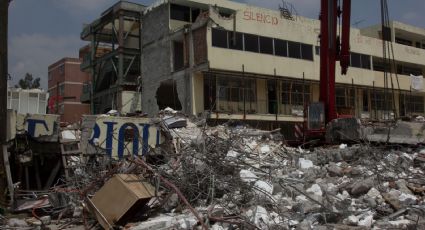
top-left (15, 73), bottom-right (41, 89)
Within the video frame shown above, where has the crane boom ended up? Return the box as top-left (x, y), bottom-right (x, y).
top-left (319, 0), bottom-right (351, 123)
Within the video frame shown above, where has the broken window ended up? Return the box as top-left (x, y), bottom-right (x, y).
top-left (274, 39), bottom-right (287, 57)
top-left (212, 28), bottom-right (228, 48)
top-left (156, 80), bottom-right (182, 110)
top-left (301, 44), bottom-right (313, 60)
top-left (229, 31), bottom-right (243, 50)
top-left (259, 36), bottom-right (273, 55)
top-left (170, 4), bottom-right (191, 22)
top-left (244, 34), bottom-right (259, 53)
top-left (288, 41), bottom-right (301, 59)
top-left (173, 41), bottom-right (185, 71)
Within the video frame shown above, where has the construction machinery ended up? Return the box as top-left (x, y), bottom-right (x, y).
top-left (304, 0), bottom-right (359, 142)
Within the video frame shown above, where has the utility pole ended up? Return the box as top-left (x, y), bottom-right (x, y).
top-left (0, 0), bottom-right (10, 205)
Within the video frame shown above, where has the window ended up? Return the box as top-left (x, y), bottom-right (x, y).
top-left (371, 91), bottom-right (393, 110)
top-left (351, 53), bottom-right (371, 69)
top-left (336, 87), bottom-right (355, 108)
top-left (48, 71), bottom-right (52, 81)
top-left (395, 37), bottom-right (412, 46)
top-left (229, 32), bottom-right (243, 50)
top-left (217, 78), bottom-right (256, 102)
top-left (363, 90), bottom-right (369, 112)
top-left (191, 9), bottom-right (200, 22)
top-left (397, 64), bottom-right (422, 76)
top-left (281, 81), bottom-right (310, 106)
top-left (274, 39), bottom-right (287, 57)
top-left (301, 44), bottom-right (313, 60)
top-left (416, 42), bottom-right (421, 48)
top-left (259, 36), bottom-right (273, 55)
top-left (288, 41), bottom-right (301, 59)
top-left (315, 46), bottom-right (320, 55)
top-left (373, 59), bottom-right (390, 72)
top-left (350, 53), bottom-right (361, 68)
top-left (407, 95), bottom-right (424, 113)
top-left (173, 41), bottom-right (185, 71)
top-left (361, 54), bottom-right (371, 69)
top-left (59, 65), bottom-right (64, 75)
top-left (212, 28), bottom-right (228, 48)
top-left (216, 76), bottom-right (257, 113)
top-left (244, 34), bottom-right (259, 53)
top-left (170, 4), bottom-right (191, 22)
top-left (59, 84), bottom-right (65, 96)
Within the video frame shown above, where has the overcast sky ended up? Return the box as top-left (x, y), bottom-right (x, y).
top-left (7, 0), bottom-right (425, 89)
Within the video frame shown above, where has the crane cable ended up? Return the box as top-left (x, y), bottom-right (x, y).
top-left (380, 0), bottom-right (402, 143)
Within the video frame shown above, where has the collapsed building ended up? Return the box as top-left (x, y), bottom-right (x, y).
top-left (79, 0), bottom-right (425, 139)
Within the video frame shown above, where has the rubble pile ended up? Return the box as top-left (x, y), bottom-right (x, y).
top-left (122, 119), bottom-right (425, 229)
top-left (2, 112), bottom-right (425, 229)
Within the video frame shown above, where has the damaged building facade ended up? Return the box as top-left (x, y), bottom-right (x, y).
top-left (80, 1), bottom-right (143, 114)
top-left (82, 0), bottom-right (425, 138)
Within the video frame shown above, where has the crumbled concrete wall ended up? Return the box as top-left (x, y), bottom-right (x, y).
top-left (141, 4), bottom-right (171, 115)
top-left (141, 3), bottom-right (193, 116)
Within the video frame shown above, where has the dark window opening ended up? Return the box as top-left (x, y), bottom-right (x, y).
top-left (259, 36), bottom-right (273, 55)
top-left (315, 46), bottom-right (320, 55)
top-left (363, 90), bottom-right (369, 112)
top-left (204, 75), bottom-right (216, 111)
top-left (244, 34), bottom-right (259, 53)
top-left (288, 41), bottom-right (301, 59)
top-left (191, 9), bottom-right (201, 22)
top-left (212, 28), bottom-right (228, 48)
top-left (416, 42), bottom-right (421, 48)
top-left (170, 4), bottom-right (191, 22)
top-left (382, 27), bottom-right (392, 42)
top-left (301, 44), bottom-right (313, 60)
top-left (372, 91), bottom-right (393, 111)
top-left (156, 80), bottom-right (182, 110)
top-left (350, 53), bottom-right (362, 68)
top-left (395, 37), bottom-right (413, 46)
top-left (361, 54), bottom-right (371, 69)
top-left (397, 64), bottom-right (422, 76)
top-left (373, 59), bottom-right (390, 72)
top-left (274, 39), bottom-right (287, 57)
top-left (219, 12), bottom-right (232, 18)
top-left (229, 32), bottom-right (243, 50)
top-left (173, 41), bottom-right (185, 71)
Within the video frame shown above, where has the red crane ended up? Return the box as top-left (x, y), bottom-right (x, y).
top-left (319, 0), bottom-right (351, 124)
top-left (303, 0), bottom-right (351, 141)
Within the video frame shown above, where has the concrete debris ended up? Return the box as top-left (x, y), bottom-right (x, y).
top-left (4, 114), bottom-right (425, 230)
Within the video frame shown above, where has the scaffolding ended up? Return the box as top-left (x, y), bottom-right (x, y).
top-left (80, 1), bottom-right (144, 114)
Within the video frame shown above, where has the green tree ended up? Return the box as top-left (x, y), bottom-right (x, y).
top-left (15, 73), bottom-right (40, 89)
